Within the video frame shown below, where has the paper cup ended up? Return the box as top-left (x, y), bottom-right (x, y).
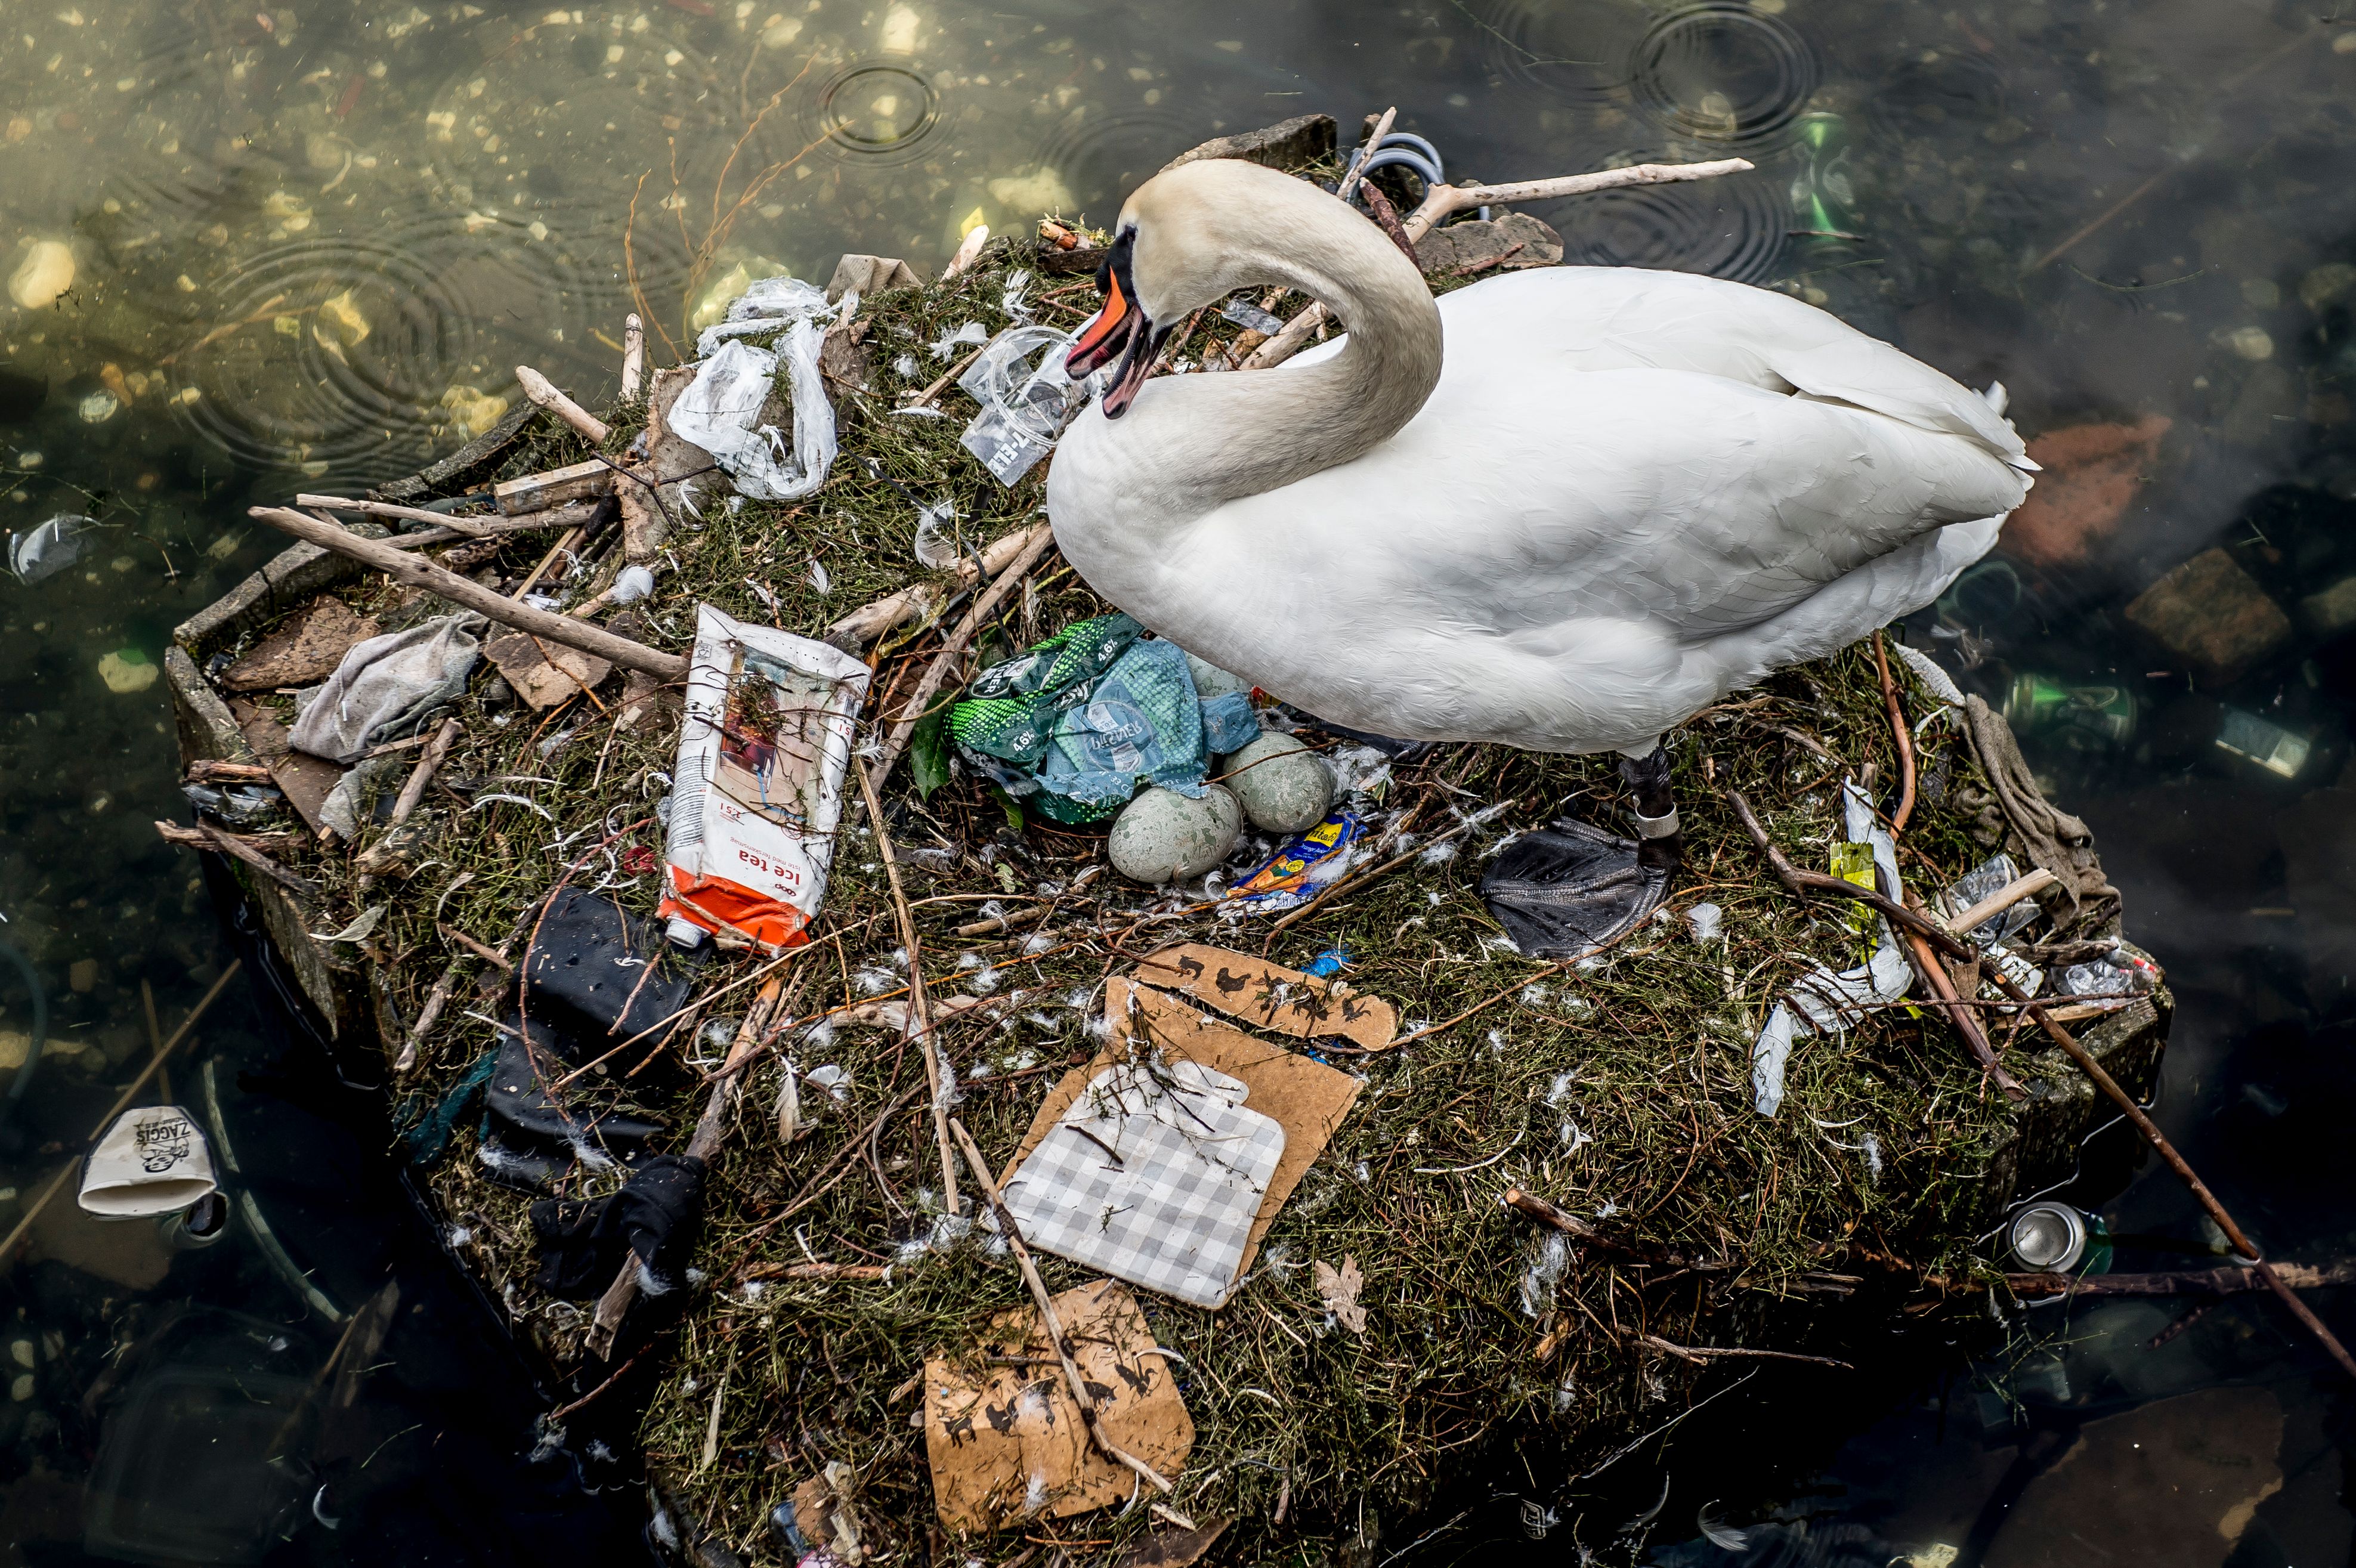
top-left (78, 1105), bottom-right (218, 1218)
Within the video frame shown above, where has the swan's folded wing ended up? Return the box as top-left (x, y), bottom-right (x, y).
top-left (1426, 267), bottom-right (2031, 468)
top-left (1349, 366), bottom-right (2028, 642)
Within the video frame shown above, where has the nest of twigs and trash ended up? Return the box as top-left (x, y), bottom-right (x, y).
top-left (165, 151), bottom-right (2169, 1567)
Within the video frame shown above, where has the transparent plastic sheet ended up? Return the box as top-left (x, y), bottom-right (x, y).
top-left (669, 332), bottom-right (837, 502)
top-left (694, 274), bottom-right (831, 357)
top-left (957, 325), bottom-right (1098, 485)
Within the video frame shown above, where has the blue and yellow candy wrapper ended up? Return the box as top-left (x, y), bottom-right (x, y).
top-left (1226, 811), bottom-right (1363, 914)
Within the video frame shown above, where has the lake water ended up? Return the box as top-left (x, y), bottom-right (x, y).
top-left (4, 0), bottom-right (2355, 1561)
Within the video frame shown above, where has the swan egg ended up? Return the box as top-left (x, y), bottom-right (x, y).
top-left (1108, 785), bottom-right (1241, 884)
top-left (1185, 652), bottom-right (1251, 701)
top-left (1221, 732), bottom-right (1334, 834)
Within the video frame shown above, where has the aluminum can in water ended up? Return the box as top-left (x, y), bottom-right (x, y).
top-left (2004, 672), bottom-right (2137, 747)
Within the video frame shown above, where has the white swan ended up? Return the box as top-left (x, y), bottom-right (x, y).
top-left (1045, 158), bottom-right (2032, 926)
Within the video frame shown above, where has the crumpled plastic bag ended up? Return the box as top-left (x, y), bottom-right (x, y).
top-left (949, 613), bottom-right (1226, 824)
top-left (288, 612), bottom-right (484, 764)
top-left (1752, 781), bottom-right (1913, 1116)
top-left (957, 324), bottom-right (1096, 485)
top-left (669, 333), bottom-right (837, 503)
top-left (695, 274), bottom-right (831, 357)
top-left (7, 513), bottom-right (96, 584)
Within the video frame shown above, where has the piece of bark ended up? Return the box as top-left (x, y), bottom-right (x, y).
top-left (484, 632), bottom-right (612, 709)
top-left (494, 459), bottom-right (614, 516)
top-left (616, 669), bottom-right (681, 734)
top-left (1413, 212), bottom-right (1563, 275)
top-left (644, 364), bottom-right (709, 485)
top-left (818, 320), bottom-right (874, 394)
top-left (617, 466), bottom-right (666, 564)
top-left (1162, 113), bottom-right (1336, 174)
top-left (217, 597), bottom-right (379, 692)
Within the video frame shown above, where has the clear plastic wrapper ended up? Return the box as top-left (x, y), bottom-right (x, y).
top-left (957, 325), bottom-right (1096, 485)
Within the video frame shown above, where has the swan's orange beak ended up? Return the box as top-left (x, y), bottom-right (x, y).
top-left (1067, 268), bottom-right (1134, 378)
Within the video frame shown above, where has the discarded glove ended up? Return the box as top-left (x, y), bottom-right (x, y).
top-left (530, 1153), bottom-right (707, 1298)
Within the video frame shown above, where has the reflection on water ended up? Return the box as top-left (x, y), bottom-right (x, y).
top-left (6, 0), bottom-right (2356, 1561)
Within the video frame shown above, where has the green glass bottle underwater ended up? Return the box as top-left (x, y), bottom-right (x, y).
top-left (1789, 110), bottom-right (1860, 242)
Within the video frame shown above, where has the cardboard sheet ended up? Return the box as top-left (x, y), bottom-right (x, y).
top-left (218, 596), bottom-right (378, 692)
top-left (229, 697), bottom-right (343, 835)
top-left (922, 1279), bottom-right (1194, 1531)
top-left (1007, 978), bottom-right (1362, 1289)
top-left (483, 631), bottom-right (611, 710)
top-left (1132, 943), bottom-right (1396, 1051)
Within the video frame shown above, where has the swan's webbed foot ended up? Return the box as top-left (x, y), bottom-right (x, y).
top-left (1477, 747), bottom-right (1680, 960)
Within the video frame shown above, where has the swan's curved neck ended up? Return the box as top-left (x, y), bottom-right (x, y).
top-left (1108, 217), bottom-right (1443, 515)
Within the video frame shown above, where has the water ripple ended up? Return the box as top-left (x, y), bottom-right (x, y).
top-left (171, 208), bottom-right (614, 484)
top-left (808, 62), bottom-right (942, 165)
top-left (1458, 0), bottom-right (1654, 106)
top-left (1627, 3), bottom-right (1819, 151)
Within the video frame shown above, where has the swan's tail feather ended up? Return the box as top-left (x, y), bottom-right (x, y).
top-left (1689, 514), bottom-right (2005, 690)
top-left (1983, 379), bottom-right (2042, 471)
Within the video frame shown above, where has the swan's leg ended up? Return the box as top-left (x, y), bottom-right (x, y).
top-left (1617, 744), bottom-right (1683, 873)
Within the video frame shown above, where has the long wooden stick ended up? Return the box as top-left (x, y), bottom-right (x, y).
top-left (1242, 157), bottom-right (1755, 371)
top-left (1949, 868), bottom-right (2057, 938)
top-left (1870, 632), bottom-right (1916, 833)
top-left (0, 961), bottom-right (242, 1269)
top-left (855, 761), bottom-right (958, 1217)
top-left (947, 1118), bottom-right (1174, 1494)
top-left (246, 506), bottom-right (685, 680)
top-left (388, 717), bottom-right (462, 827)
top-left (375, 507), bottom-right (599, 552)
top-left (867, 521), bottom-right (1056, 788)
top-left (621, 315), bottom-right (646, 401)
top-left (825, 524), bottom-right (1047, 650)
top-left (2008, 1259), bottom-right (2356, 1298)
top-left (1730, 790), bottom-right (2356, 1383)
top-left (298, 494), bottom-right (490, 536)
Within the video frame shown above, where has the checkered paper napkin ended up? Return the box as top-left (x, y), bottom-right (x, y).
top-left (999, 1057), bottom-right (1287, 1308)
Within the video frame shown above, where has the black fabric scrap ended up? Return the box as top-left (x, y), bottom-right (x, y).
top-left (485, 1026), bottom-right (663, 1149)
top-left (521, 886), bottom-right (698, 1044)
top-left (530, 1154), bottom-right (708, 1298)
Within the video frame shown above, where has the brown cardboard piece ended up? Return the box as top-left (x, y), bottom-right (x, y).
top-left (229, 697), bottom-right (343, 835)
top-left (1007, 978), bottom-right (1363, 1287)
top-left (923, 1279), bottom-right (1195, 1532)
top-left (1132, 943), bottom-right (1396, 1051)
top-left (218, 596), bottom-right (379, 692)
top-left (484, 630), bottom-right (613, 709)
